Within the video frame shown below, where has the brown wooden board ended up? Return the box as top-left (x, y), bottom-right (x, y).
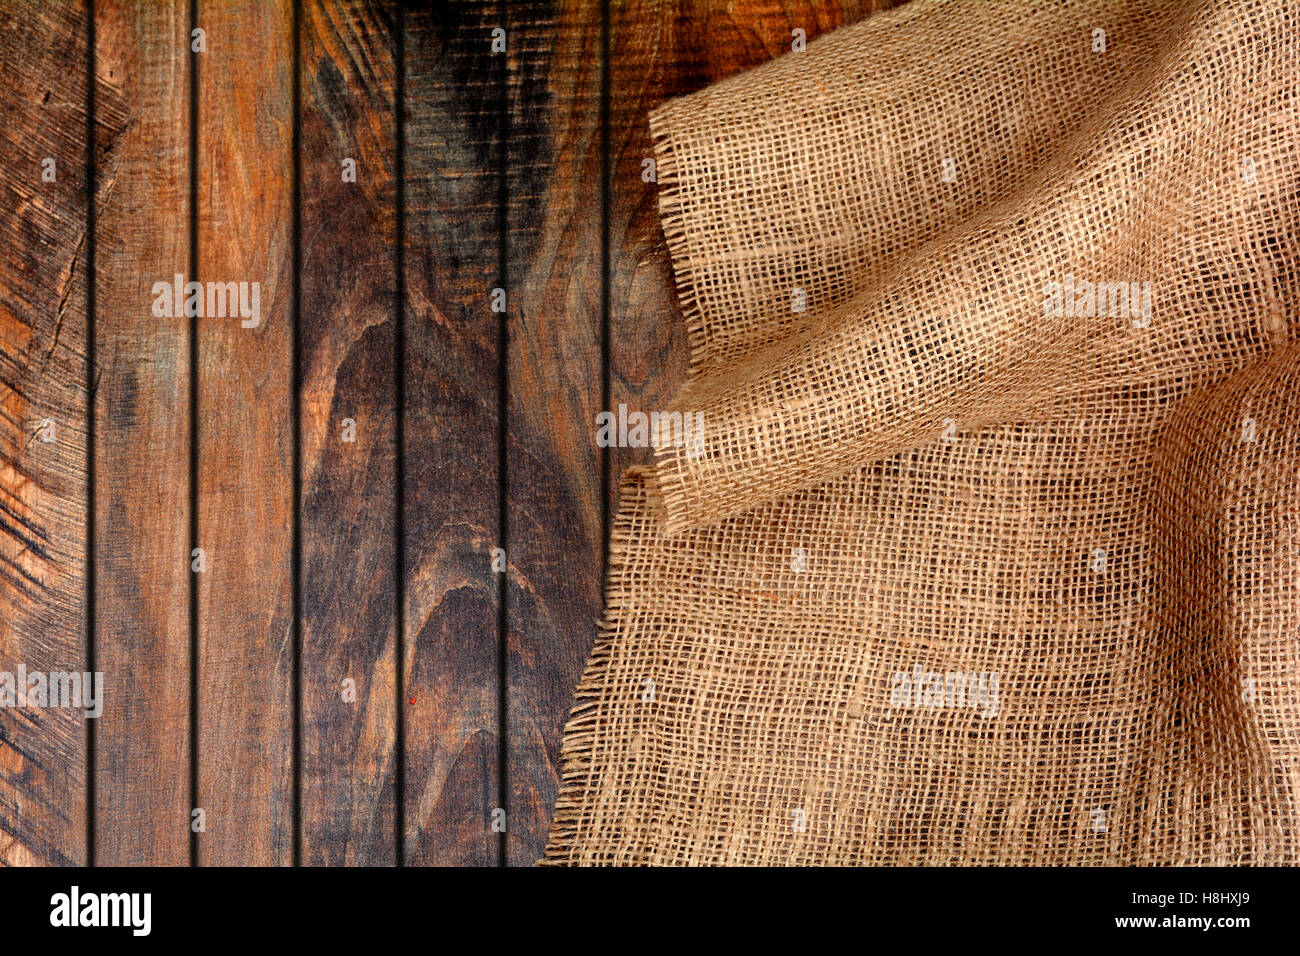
top-left (503, 0), bottom-right (605, 866)
top-left (402, 2), bottom-right (502, 866)
top-left (0, 0), bottom-right (95, 868)
top-left (92, 0), bottom-right (191, 868)
top-left (195, 0), bottom-right (295, 866)
top-left (298, 0), bottom-right (399, 867)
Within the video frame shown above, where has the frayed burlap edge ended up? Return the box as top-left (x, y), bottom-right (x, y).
top-left (539, 467), bottom-right (657, 864)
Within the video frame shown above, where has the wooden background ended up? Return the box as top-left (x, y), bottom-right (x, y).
top-left (0, 0), bottom-right (896, 866)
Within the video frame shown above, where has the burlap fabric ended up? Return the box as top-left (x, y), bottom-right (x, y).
top-left (543, 0), bottom-right (1300, 865)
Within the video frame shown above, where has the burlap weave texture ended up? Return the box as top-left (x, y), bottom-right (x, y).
top-left (543, 0), bottom-right (1300, 865)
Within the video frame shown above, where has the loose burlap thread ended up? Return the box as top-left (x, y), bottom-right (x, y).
top-left (543, 0), bottom-right (1300, 865)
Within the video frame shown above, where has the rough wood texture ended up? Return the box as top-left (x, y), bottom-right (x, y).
top-left (0, 0), bottom-right (94, 868)
top-left (299, 0), bottom-right (399, 866)
top-left (93, 0), bottom-right (190, 867)
top-left (195, 0), bottom-right (294, 866)
top-left (504, 0), bottom-right (605, 866)
top-left (402, 1), bottom-right (502, 866)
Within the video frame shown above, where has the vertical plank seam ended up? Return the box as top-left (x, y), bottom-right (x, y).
top-left (188, 0), bottom-right (201, 869)
top-left (85, 0), bottom-right (98, 870)
top-left (496, 0), bottom-right (510, 869)
top-left (291, 0), bottom-right (303, 869)
top-left (394, 0), bottom-right (407, 869)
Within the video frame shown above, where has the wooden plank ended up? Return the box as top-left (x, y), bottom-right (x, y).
top-left (195, 0), bottom-right (294, 866)
top-left (92, 0), bottom-right (191, 867)
top-left (505, 0), bottom-right (604, 865)
top-left (402, 1), bottom-right (501, 866)
top-left (0, 0), bottom-right (93, 868)
top-left (298, 0), bottom-right (398, 866)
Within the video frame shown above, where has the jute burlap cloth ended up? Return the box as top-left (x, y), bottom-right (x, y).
top-left (542, 0), bottom-right (1300, 865)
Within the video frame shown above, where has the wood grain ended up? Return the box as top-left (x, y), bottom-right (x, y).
top-left (195, 0), bottom-right (294, 866)
top-left (402, 1), bottom-right (502, 866)
top-left (0, 0), bottom-right (94, 868)
top-left (504, 0), bottom-right (605, 866)
top-left (298, 0), bottom-right (398, 866)
top-left (93, 0), bottom-right (191, 867)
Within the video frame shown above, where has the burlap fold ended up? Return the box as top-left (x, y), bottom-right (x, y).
top-left (544, 0), bottom-right (1300, 865)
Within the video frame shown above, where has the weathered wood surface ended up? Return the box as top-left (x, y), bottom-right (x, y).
top-left (0, 0), bottom-right (94, 868)
top-left (503, 0), bottom-right (605, 867)
top-left (0, 0), bottom-right (896, 866)
top-left (195, 0), bottom-right (295, 866)
top-left (403, 1), bottom-right (502, 866)
top-left (299, 0), bottom-right (399, 868)
top-left (93, 0), bottom-right (190, 867)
